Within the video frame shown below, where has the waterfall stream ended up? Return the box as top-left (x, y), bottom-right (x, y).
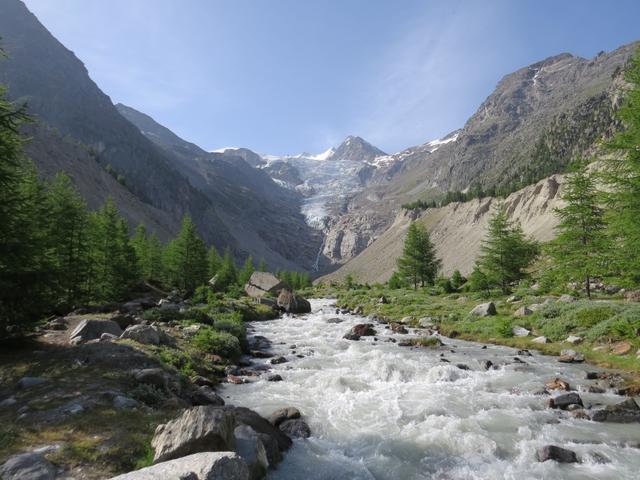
top-left (221, 299), bottom-right (640, 480)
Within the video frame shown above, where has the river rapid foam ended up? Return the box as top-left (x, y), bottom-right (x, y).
top-left (221, 299), bottom-right (639, 480)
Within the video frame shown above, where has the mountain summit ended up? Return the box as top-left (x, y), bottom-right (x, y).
top-left (331, 136), bottom-right (386, 162)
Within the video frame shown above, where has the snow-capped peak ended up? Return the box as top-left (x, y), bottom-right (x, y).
top-left (309, 147), bottom-right (336, 161)
top-left (210, 146), bottom-right (240, 153)
top-left (425, 132), bottom-right (459, 153)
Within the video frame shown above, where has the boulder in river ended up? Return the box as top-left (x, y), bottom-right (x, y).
top-left (343, 324), bottom-right (376, 340)
top-left (151, 406), bottom-right (236, 463)
top-left (279, 419), bottom-right (311, 438)
top-left (234, 425), bottom-right (269, 480)
top-left (545, 378), bottom-right (571, 391)
top-left (547, 392), bottom-right (583, 410)
top-left (558, 349), bottom-right (584, 363)
top-left (277, 290), bottom-right (311, 314)
top-left (390, 323), bottom-right (408, 334)
top-left (591, 398), bottom-right (640, 423)
top-left (109, 452), bottom-right (249, 480)
top-left (536, 445), bottom-right (578, 463)
top-left (244, 272), bottom-right (286, 298)
top-left (469, 302), bottom-right (496, 317)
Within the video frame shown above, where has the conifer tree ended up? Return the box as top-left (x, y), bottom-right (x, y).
top-left (212, 247), bottom-right (238, 291)
top-left (396, 222), bottom-right (441, 289)
top-left (549, 162), bottom-right (607, 298)
top-left (477, 206), bottom-right (538, 293)
top-left (602, 50), bottom-right (640, 283)
top-left (163, 215), bottom-right (208, 293)
top-left (451, 270), bottom-right (466, 289)
top-left (44, 173), bottom-right (90, 306)
top-left (132, 224), bottom-right (152, 281)
top-left (239, 255), bottom-right (255, 286)
top-left (146, 232), bottom-right (164, 284)
top-left (88, 199), bottom-right (139, 301)
top-left (207, 246), bottom-right (222, 279)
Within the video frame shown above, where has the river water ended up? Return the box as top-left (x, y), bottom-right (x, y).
top-left (221, 299), bottom-right (640, 480)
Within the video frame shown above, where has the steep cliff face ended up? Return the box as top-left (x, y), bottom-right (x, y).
top-left (319, 174), bottom-right (565, 284)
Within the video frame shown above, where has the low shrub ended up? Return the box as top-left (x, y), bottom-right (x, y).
top-left (191, 327), bottom-right (241, 359)
top-left (585, 308), bottom-right (640, 342)
top-left (141, 307), bottom-right (183, 323)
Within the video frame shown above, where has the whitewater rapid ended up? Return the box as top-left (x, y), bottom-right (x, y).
top-left (220, 299), bottom-right (640, 480)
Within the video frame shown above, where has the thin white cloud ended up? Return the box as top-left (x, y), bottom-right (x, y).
top-left (354, 1), bottom-right (516, 152)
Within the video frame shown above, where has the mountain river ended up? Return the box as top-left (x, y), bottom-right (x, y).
top-left (221, 299), bottom-right (639, 480)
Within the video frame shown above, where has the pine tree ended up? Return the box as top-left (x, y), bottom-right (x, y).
top-left (207, 246), bottom-right (222, 279)
top-left (163, 215), bottom-right (208, 293)
top-left (239, 255), bottom-right (255, 286)
top-left (212, 247), bottom-right (238, 291)
top-left (396, 222), bottom-right (441, 289)
top-left (147, 232), bottom-right (164, 284)
top-left (87, 199), bottom-right (139, 301)
top-left (602, 50), bottom-right (640, 283)
top-left (44, 173), bottom-right (90, 306)
top-left (549, 162), bottom-right (607, 298)
top-left (132, 224), bottom-right (152, 281)
top-left (258, 258), bottom-right (267, 272)
top-left (477, 206), bottom-right (539, 293)
top-left (451, 270), bottom-right (466, 289)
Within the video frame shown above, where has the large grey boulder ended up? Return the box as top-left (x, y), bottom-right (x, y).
top-left (0, 452), bottom-right (56, 480)
top-left (121, 324), bottom-right (160, 345)
top-left (233, 407), bottom-right (292, 452)
top-left (469, 302), bottom-right (496, 317)
top-left (234, 425), bottom-right (269, 480)
top-left (70, 318), bottom-right (122, 343)
top-left (244, 272), bottom-right (286, 298)
top-left (109, 452), bottom-right (249, 480)
top-left (277, 290), bottom-right (311, 314)
top-left (151, 406), bottom-right (236, 463)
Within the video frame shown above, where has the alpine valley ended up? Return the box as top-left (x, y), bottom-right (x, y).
top-left (3, 1), bottom-right (640, 480)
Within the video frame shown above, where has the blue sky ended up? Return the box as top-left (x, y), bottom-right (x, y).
top-left (23, 0), bottom-right (640, 155)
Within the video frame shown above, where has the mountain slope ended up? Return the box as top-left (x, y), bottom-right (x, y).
top-left (0, 0), bottom-right (231, 247)
top-left (320, 174), bottom-right (566, 284)
top-left (116, 104), bottom-right (322, 270)
top-left (0, 0), bottom-right (320, 271)
top-left (320, 43), bottom-right (637, 270)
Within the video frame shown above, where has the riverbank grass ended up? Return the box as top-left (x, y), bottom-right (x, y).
top-left (325, 287), bottom-right (640, 376)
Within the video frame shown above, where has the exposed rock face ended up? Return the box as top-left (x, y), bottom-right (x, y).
top-left (0, 452), bottom-right (56, 480)
top-left (244, 272), bottom-right (285, 298)
top-left (321, 175), bottom-right (567, 283)
top-left (69, 319), bottom-right (123, 343)
top-left (151, 407), bottom-right (236, 463)
top-left (277, 290), bottom-right (311, 314)
top-left (109, 452), bottom-right (249, 480)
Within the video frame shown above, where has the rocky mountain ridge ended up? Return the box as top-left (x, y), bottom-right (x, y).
top-left (0, 0), bottom-right (320, 271)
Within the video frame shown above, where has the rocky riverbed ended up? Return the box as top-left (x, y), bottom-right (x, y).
top-left (222, 299), bottom-right (640, 480)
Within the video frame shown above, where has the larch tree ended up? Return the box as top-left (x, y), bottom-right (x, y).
top-left (549, 161), bottom-right (607, 298)
top-left (477, 206), bottom-right (539, 293)
top-left (602, 50), bottom-right (640, 284)
top-left (396, 222), bottom-right (441, 289)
